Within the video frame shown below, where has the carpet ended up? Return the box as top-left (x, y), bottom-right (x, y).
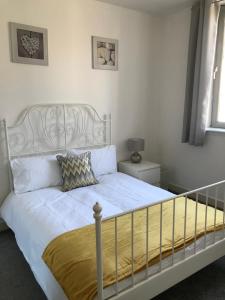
top-left (1, 230), bottom-right (225, 300)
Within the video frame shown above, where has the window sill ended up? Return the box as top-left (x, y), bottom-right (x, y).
top-left (206, 127), bottom-right (225, 134)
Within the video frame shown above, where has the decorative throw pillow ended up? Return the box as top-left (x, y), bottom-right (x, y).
top-left (56, 152), bottom-right (98, 192)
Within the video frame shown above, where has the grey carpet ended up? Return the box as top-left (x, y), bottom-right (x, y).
top-left (0, 230), bottom-right (46, 300)
top-left (1, 230), bottom-right (225, 300)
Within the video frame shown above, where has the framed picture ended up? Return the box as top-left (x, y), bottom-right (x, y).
top-left (92, 36), bottom-right (118, 71)
top-left (9, 22), bottom-right (48, 66)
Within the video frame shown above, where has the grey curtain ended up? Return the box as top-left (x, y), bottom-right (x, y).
top-left (182, 0), bottom-right (221, 146)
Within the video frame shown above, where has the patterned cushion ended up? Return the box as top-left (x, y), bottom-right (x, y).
top-left (56, 152), bottom-right (98, 192)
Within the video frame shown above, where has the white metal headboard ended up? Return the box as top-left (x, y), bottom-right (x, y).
top-left (1, 103), bottom-right (111, 191)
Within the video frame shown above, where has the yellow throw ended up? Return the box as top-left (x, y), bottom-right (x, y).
top-left (43, 197), bottom-right (224, 300)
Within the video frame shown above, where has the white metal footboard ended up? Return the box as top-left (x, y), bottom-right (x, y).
top-left (93, 180), bottom-right (225, 300)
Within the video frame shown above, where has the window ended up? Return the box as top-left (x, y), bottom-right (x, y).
top-left (212, 6), bottom-right (225, 128)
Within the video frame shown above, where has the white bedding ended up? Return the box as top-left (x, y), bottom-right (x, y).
top-left (0, 172), bottom-right (174, 300)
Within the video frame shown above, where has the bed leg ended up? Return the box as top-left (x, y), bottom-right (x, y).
top-left (93, 202), bottom-right (104, 300)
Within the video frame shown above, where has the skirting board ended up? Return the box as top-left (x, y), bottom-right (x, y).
top-left (168, 183), bottom-right (188, 195)
top-left (168, 183), bottom-right (224, 210)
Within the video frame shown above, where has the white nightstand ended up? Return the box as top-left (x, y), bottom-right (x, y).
top-left (119, 160), bottom-right (161, 187)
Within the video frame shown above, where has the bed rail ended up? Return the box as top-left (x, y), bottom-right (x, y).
top-left (93, 179), bottom-right (225, 300)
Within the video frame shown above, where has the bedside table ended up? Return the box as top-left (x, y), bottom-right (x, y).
top-left (119, 160), bottom-right (161, 187)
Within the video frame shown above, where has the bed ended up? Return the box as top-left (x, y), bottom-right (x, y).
top-left (0, 103), bottom-right (225, 300)
top-left (1, 172), bottom-right (174, 300)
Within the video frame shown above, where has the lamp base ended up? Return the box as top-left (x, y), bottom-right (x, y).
top-left (130, 152), bottom-right (142, 163)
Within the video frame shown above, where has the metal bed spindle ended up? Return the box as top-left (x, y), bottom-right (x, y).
top-left (183, 195), bottom-right (187, 258)
top-left (204, 189), bottom-right (209, 248)
top-left (214, 186), bottom-right (218, 244)
top-left (172, 198), bottom-right (176, 265)
top-left (63, 104), bottom-right (67, 150)
top-left (194, 193), bottom-right (199, 254)
top-left (159, 202), bottom-right (163, 272)
top-left (145, 207), bottom-right (149, 278)
top-left (131, 212), bottom-right (134, 286)
top-left (223, 186), bottom-right (225, 238)
top-left (115, 217), bottom-right (119, 295)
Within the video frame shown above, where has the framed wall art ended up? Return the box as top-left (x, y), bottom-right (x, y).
top-left (92, 36), bottom-right (118, 71)
top-left (9, 22), bottom-right (48, 66)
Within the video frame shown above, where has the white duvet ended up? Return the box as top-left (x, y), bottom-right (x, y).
top-left (0, 172), bottom-right (174, 300)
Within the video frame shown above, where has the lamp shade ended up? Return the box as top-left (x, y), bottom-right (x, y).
top-left (127, 138), bottom-right (145, 152)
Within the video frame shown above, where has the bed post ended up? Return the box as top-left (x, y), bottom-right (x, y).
top-left (93, 202), bottom-right (104, 300)
top-left (2, 119), bottom-right (13, 191)
top-left (103, 113), bottom-right (111, 145)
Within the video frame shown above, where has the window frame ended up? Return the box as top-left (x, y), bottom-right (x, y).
top-left (212, 6), bottom-right (225, 129)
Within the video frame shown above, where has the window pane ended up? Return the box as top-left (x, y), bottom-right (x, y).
top-left (217, 49), bottom-right (225, 122)
top-left (217, 12), bottom-right (225, 123)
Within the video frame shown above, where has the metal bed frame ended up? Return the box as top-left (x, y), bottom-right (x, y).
top-left (1, 103), bottom-right (225, 300)
top-left (93, 181), bottom-right (225, 300)
top-left (2, 103), bottom-right (111, 190)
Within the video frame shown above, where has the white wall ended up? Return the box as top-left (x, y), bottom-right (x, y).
top-left (159, 8), bottom-right (225, 190)
top-left (0, 0), bottom-right (162, 158)
top-left (2, 0), bottom-right (220, 201)
top-left (0, 0), bottom-right (162, 202)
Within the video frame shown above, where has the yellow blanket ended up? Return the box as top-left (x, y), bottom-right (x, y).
top-left (43, 197), bottom-right (224, 300)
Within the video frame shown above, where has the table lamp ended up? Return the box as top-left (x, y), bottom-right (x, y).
top-left (127, 138), bottom-right (145, 163)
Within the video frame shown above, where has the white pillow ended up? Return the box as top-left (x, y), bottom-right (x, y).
top-left (69, 145), bottom-right (117, 177)
top-left (10, 154), bottom-right (62, 194)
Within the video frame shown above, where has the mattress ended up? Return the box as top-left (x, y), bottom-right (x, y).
top-left (0, 172), bottom-right (222, 300)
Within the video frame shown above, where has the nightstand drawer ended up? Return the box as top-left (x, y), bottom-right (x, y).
top-left (118, 160), bottom-right (161, 186)
top-left (138, 168), bottom-right (160, 184)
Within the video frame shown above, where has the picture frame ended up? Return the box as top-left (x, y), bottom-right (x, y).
top-left (9, 22), bottom-right (48, 66)
top-left (92, 36), bottom-right (118, 71)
